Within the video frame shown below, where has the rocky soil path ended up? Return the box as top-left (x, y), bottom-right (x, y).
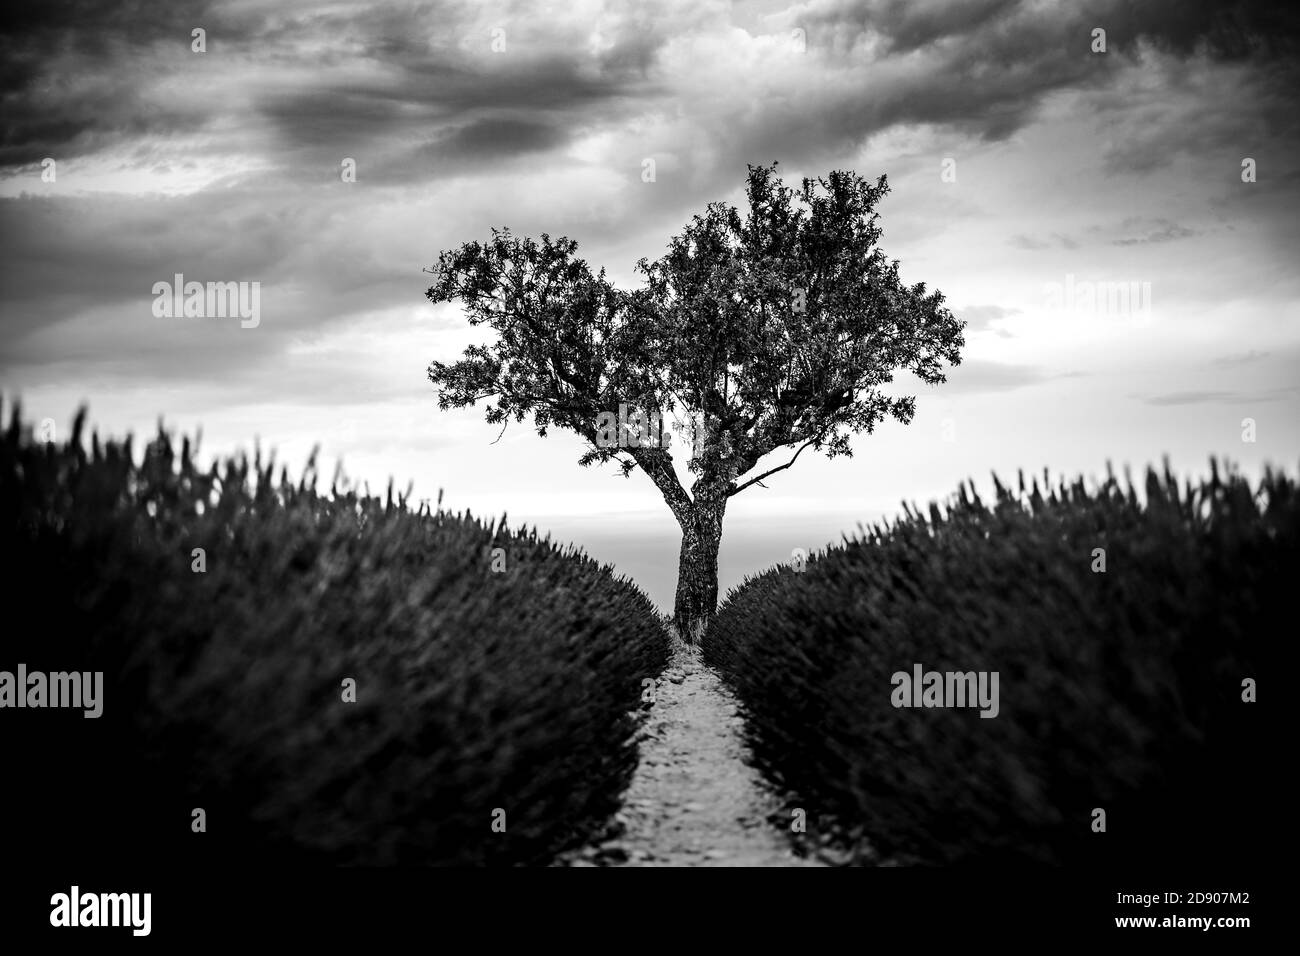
top-left (557, 638), bottom-right (823, 867)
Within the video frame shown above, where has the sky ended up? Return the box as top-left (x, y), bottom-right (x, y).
top-left (2, 0), bottom-right (1298, 611)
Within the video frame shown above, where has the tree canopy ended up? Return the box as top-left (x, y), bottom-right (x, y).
top-left (427, 163), bottom-right (965, 523)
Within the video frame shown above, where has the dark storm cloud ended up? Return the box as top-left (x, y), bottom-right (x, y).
top-left (241, 5), bottom-right (683, 185)
top-left (394, 116), bottom-right (574, 179)
top-left (804, 0), bottom-right (1300, 59)
top-left (766, 0), bottom-right (1300, 169)
top-left (776, 2), bottom-right (1085, 149)
top-left (4, 0), bottom-right (1296, 188)
top-left (251, 52), bottom-right (645, 160)
top-left (854, 0), bottom-right (1022, 55)
top-left (0, 0), bottom-right (215, 82)
top-left (435, 115), bottom-right (568, 157)
top-left (1093, 0), bottom-right (1300, 59)
top-left (0, 1), bottom-right (672, 170)
top-left (4, 0), bottom-right (1297, 184)
top-left (0, 0), bottom-right (262, 165)
top-left (3, 0), bottom-right (1299, 400)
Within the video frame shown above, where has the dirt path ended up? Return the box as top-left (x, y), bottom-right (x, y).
top-left (557, 639), bottom-right (822, 867)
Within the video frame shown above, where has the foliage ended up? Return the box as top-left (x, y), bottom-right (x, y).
top-left (706, 463), bottom-right (1283, 866)
top-left (427, 163), bottom-right (966, 632)
top-left (1, 401), bottom-right (669, 867)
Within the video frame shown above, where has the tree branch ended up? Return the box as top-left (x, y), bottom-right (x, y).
top-left (629, 445), bottom-right (694, 521)
top-left (728, 436), bottom-right (818, 497)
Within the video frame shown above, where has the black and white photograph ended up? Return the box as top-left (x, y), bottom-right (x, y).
top-left (1, 0), bottom-right (1289, 940)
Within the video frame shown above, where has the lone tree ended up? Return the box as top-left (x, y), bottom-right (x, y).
top-left (426, 163), bottom-right (964, 640)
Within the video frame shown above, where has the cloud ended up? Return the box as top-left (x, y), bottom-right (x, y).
top-left (931, 359), bottom-right (1050, 394)
top-left (1142, 386), bottom-right (1298, 406)
top-left (1211, 350), bottom-right (1269, 368)
top-left (956, 304), bottom-right (1019, 335)
top-left (802, 0), bottom-right (1300, 60)
top-left (2, 0), bottom-right (1298, 475)
top-left (0, 1), bottom-right (681, 168)
top-left (0, 0), bottom-right (258, 166)
top-left (1089, 0), bottom-right (1300, 59)
top-left (1009, 232), bottom-right (1079, 251)
top-left (1111, 219), bottom-right (1196, 245)
top-left (5, 0), bottom-right (1298, 212)
top-left (1143, 390), bottom-right (1237, 406)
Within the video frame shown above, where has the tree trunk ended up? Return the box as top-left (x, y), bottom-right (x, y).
top-left (672, 498), bottom-right (725, 643)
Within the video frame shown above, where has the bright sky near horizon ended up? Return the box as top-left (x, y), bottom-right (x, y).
top-left (2, 0), bottom-right (1298, 609)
